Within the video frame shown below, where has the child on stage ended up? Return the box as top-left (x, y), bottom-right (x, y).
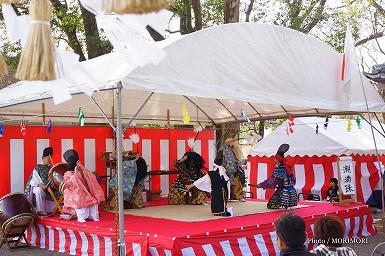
top-left (186, 150), bottom-right (232, 217)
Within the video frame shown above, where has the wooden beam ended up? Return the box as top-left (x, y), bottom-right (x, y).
top-left (216, 99), bottom-right (238, 120)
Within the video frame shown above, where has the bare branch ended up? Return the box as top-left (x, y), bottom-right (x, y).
top-left (355, 32), bottom-right (384, 46)
top-left (245, 0), bottom-right (255, 22)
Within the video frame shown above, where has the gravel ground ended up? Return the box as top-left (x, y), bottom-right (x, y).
top-left (1, 213), bottom-right (385, 255)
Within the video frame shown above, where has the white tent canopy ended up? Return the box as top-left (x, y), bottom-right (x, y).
top-left (0, 23), bottom-right (384, 125)
top-left (250, 117), bottom-right (385, 157)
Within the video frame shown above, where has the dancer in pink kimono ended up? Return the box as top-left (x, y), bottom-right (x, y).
top-left (62, 149), bottom-right (105, 222)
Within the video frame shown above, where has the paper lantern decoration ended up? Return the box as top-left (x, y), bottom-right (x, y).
top-left (0, 123), bottom-right (4, 137)
top-left (15, 0), bottom-right (57, 81)
top-left (20, 120), bottom-right (26, 136)
top-left (130, 133), bottom-right (140, 144)
top-left (102, 0), bottom-right (168, 15)
top-left (0, 56), bottom-right (8, 78)
top-left (324, 117), bottom-right (329, 130)
top-left (78, 107), bottom-right (85, 126)
top-left (347, 120), bottom-right (352, 132)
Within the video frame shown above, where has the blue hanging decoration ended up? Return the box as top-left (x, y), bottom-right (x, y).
top-left (324, 117), bottom-right (329, 130)
top-left (316, 123), bottom-right (319, 134)
top-left (47, 119), bottom-right (53, 134)
top-left (0, 123), bottom-right (3, 137)
top-left (240, 109), bottom-right (252, 123)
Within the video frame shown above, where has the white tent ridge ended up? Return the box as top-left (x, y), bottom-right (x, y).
top-left (0, 23), bottom-right (384, 125)
top-left (250, 117), bottom-right (385, 157)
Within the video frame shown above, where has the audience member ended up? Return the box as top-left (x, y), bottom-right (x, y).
top-left (312, 215), bottom-right (357, 256)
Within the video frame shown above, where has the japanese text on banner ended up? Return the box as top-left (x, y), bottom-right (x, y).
top-left (339, 156), bottom-right (355, 195)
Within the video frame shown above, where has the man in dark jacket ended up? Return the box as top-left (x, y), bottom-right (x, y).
top-left (275, 213), bottom-right (317, 256)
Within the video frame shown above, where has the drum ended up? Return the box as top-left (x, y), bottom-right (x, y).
top-left (0, 193), bottom-right (34, 226)
top-left (49, 162), bottom-right (69, 191)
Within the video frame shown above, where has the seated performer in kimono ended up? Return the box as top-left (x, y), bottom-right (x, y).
top-left (223, 137), bottom-right (246, 201)
top-left (24, 147), bottom-right (58, 215)
top-left (256, 144), bottom-right (297, 209)
top-left (168, 151), bottom-right (207, 205)
top-left (62, 149), bottom-right (105, 222)
top-left (107, 151), bottom-right (148, 210)
top-left (186, 150), bottom-right (232, 216)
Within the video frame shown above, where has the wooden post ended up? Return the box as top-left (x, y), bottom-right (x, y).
top-left (42, 102), bottom-right (46, 125)
top-left (167, 109), bottom-right (170, 127)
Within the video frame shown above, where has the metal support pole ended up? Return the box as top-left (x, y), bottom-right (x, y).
top-left (91, 96), bottom-right (117, 132)
top-left (123, 92), bottom-right (154, 132)
top-left (116, 82), bottom-right (125, 255)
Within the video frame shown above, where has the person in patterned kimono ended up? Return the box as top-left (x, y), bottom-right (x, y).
top-left (168, 151), bottom-right (207, 205)
top-left (223, 137), bottom-right (246, 201)
top-left (107, 151), bottom-right (148, 209)
top-left (24, 147), bottom-right (58, 215)
top-left (256, 144), bottom-right (297, 209)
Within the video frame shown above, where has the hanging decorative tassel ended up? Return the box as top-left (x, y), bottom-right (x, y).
top-left (20, 120), bottom-right (26, 136)
top-left (347, 120), bottom-right (352, 132)
top-left (287, 115), bottom-right (294, 134)
top-left (102, 0), bottom-right (168, 15)
top-left (15, 0), bottom-right (56, 81)
top-left (240, 109), bottom-right (252, 123)
top-left (356, 116), bottom-right (362, 129)
top-left (78, 107), bottom-right (85, 126)
top-left (0, 123), bottom-right (4, 137)
top-left (316, 123), bottom-right (319, 134)
top-left (0, 56), bottom-right (8, 78)
top-left (324, 117), bottom-right (329, 130)
top-left (285, 124), bottom-right (289, 136)
top-left (47, 119), bottom-right (53, 134)
top-left (182, 104), bottom-right (190, 124)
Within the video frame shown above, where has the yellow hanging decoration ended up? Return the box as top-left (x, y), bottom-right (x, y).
top-left (102, 0), bottom-right (168, 15)
top-left (182, 104), bottom-right (190, 124)
top-left (347, 120), bottom-right (352, 132)
top-left (0, 56), bottom-right (8, 78)
top-left (15, 0), bottom-right (56, 81)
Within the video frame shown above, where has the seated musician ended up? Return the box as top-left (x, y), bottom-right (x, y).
top-left (62, 149), bottom-right (105, 222)
top-left (107, 151), bottom-right (148, 210)
top-left (24, 147), bottom-right (58, 215)
top-left (168, 151), bottom-right (207, 205)
top-left (186, 150), bottom-right (232, 217)
top-left (326, 178), bottom-right (339, 202)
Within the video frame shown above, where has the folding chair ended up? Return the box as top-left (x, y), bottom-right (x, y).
top-left (0, 213), bottom-right (34, 250)
top-left (47, 185), bottom-right (64, 216)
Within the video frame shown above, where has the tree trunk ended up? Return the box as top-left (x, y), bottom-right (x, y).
top-left (224, 0), bottom-right (240, 23)
top-left (258, 120), bottom-right (265, 138)
top-left (79, 3), bottom-right (112, 58)
top-left (50, 0), bottom-right (86, 61)
top-left (216, 123), bottom-right (239, 150)
top-left (191, 0), bottom-right (202, 30)
top-left (180, 0), bottom-right (194, 34)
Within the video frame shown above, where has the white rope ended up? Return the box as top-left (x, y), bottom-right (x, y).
top-left (30, 20), bottom-right (51, 26)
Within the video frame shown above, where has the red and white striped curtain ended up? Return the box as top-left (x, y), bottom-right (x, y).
top-left (0, 126), bottom-right (215, 198)
top-left (247, 155), bottom-right (385, 203)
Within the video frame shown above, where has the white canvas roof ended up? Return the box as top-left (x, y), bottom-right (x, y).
top-left (0, 23), bottom-right (384, 125)
top-left (250, 117), bottom-right (385, 157)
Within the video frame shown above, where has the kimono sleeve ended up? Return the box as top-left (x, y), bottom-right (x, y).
top-left (193, 174), bottom-right (211, 193)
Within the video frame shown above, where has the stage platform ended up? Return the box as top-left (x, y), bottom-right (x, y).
top-left (24, 199), bottom-right (376, 256)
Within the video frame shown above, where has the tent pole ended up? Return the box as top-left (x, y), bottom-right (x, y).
top-left (357, 74), bottom-right (385, 225)
top-left (359, 114), bottom-right (385, 138)
top-left (116, 82), bottom-right (126, 255)
top-left (91, 96), bottom-right (116, 132)
top-left (123, 92), bottom-right (154, 132)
